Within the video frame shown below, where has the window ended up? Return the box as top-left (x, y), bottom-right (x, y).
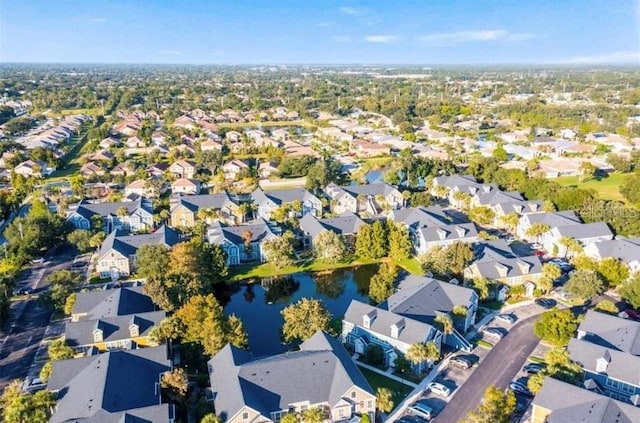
top-left (273, 412), bottom-right (281, 422)
top-left (351, 391), bottom-right (356, 399)
top-left (367, 400), bottom-right (373, 409)
top-left (242, 412), bottom-right (249, 420)
top-left (339, 409), bottom-right (344, 418)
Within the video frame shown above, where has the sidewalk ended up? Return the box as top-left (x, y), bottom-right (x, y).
top-left (354, 360), bottom-right (418, 388)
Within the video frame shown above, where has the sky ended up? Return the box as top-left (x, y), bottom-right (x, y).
top-left (1, 0), bottom-right (639, 65)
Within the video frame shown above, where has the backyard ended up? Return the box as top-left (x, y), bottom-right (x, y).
top-left (358, 366), bottom-right (414, 406)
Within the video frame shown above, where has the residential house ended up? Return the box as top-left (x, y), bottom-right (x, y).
top-left (96, 225), bottom-right (180, 279)
top-left (207, 219), bottom-right (278, 266)
top-left (125, 136), bottom-right (145, 148)
top-left (125, 179), bottom-right (165, 198)
top-left (531, 377), bottom-right (640, 423)
top-left (431, 174), bottom-right (494, 205)
top-left (90, 150), bottom-right (115, 163)
top-left (70, 285), bottom-right (156, 322)
top-left (379, 274), bottom-right (477, 350)
top-left (351, 140), bottom-right (391, 158)
top-left (584, 238), bottom-right (640, 273)
top-left (147, 162), bottom-right (169, 178)
top-left (151, 131), bottom-right (166, 144)
top-left (540, 222), bottom-right (614, 255)
top-left (99, 136), bottom-right (121, 149)
top-left (168, 159), bottom-right (197, 179)
top-left (14, 159), bottom-right (54, 177)
top-left (174, 114), bottom-right (196, 129)
top-left (299, 212), bottom-right (365, 249)
top-left (223, 159), bottom-right (250, 180)
top-left (200, 139), bottom-right (223, 152)
top-left (258, 161), bottom-right (279, 178)
top-left (48, 347), bottom-right (174, 423)
top-left (282, 140), bottom-right (320, 158)
top-left (64, 310), bottom-right (165, 355)
top-left (389, 206), bottom-right (478, 254)
top-left (110, 162), bottom-right (135, 177)
top-left (567, 311), bottom-right (640, 404)
top-left (67, 196), bottom-right (154, 232)
top-left (343, 300), bottom-right (442, 372)
top-left (79, 162), bottom-right (105, 178)
top-left (491, 200), bottom-right (543, 228)
top-left (464, 240), bottom-right (543, 287)
top-left (251, 188), bottom-right (322, 220)
top-left (171, 178), bottom-right (201, 195)
top-left (324, 182), bottom-right (403, 215)
top-left (169, 192), bottom-right (239, 227)
top-left (208, 331), bottom-right (376, 423)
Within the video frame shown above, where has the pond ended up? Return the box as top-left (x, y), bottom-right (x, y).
top-left (216, 264), bottom-right (378, 357)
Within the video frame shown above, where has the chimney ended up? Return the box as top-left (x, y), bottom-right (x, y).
top-left (596, 350), bottom-right (611, 373)
top-left (129, 316), bottom-right (141, 338)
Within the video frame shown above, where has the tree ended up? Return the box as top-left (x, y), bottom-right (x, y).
top-left (435, 314), bottom-right (453, 335)
top-left (370, 220), bottom-right (388, 258)
top-left (620, 273), bottom-right (640, 308)
top-left (406, 341), bottom-right (439, 368)
top-left (242, 229), bottom-right (253, 253)
top-left (280, 413), bottom-right (299, 423)
top-left (201, 414), bottom-right (223, 423)
top-left (376, 387), bottom-right (394, 413)
top-left (528, 348), bottom-right (583, 394)
top-left (44, 270), bottom-right (82, 312)
top-left (594, 299), bottom-right (619, 315)
top-left (173, 294), bottom-right (248, 355)
top-left (355, 224), bottom-right (375, 260)
top-left (558, 236), bottom-right (582, 258)
top-left (462, 385), bottom-right (515, 423)
top-left (620, 173), bottom-right (640, 204)
top-left (578, 161), bottom-right (596, 182)
top-left (368, 262), bottom-right (398, 304)
top-left (469, 277), bottom-right (492, 301)
top-left (161, 368), bottom-right (189, 403)
top-left (492, 144), bottom-right (509, 162)
top-left (534, 309), bottom-right (579, 347)
top-left (301, 408), bottom-right (325, 423)
top-left (135, 244), bottom-right (171, 279)
top-left (598, 257), bottom-right (629, 288)
top-left (538, 263), bottom-right (562, 294)
top-left (499, 212), bottom-right (520, 233)
top-left (565, 269), bottom-right (604, 299)
top-left (608, 153), bottom-right (633, 173)
top-left (0, 380), bottom-right (55, 423)
top-left (451, 191), bottom-right (471, 210)
top-left (281, 298), bottom-right (331, 343)
top-left (48, 338), bottom-right (74, 361)
top-left (388, 221), bottom-right (412, 261)
top-left (571, 254), bottom-right (599, 272)
top-left (468, 206), bottom-right (495, 226)
top-left (525, 223), bottom-right (550, 243)
top-left (262, 231), bottom-right (296, 269)
top-left (67, 229), bottom-right (93, 252)
top-left (313, 230), bottom-right (346, 263)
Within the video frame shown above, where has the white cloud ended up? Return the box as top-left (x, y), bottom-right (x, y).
top-left (89, 17), bottom-right (107, 23)
top-left (159, 50), bottom-right (181, 56)
top-left (560, 51), bottom-right (640, 64)
top-left (340, 7), bottom-right (365, 16)
top-left (419, 29), bottom-right (534, 45)
top-left (365, 35), bottom-right (398, 44)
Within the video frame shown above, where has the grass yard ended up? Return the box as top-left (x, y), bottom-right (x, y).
top-left (58, 108), bottom-right (102, 116)
top-left (46, 126), bottom-right (92, 181)
top-left (351, 156), bottom-right (394, 181)
top-left (555, 173), bottom-right (631, 203)
top-left (228, 258), bottom-right (380, 281)
top-left (393, 257), bottom-right (424, 275)
top-left (358, 366), bottom-right (414, 405)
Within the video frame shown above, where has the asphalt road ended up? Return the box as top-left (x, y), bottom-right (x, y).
top-left (0, 246), bottom-right (77, 391)
top-left (435, 314), bottom-right (539, 423)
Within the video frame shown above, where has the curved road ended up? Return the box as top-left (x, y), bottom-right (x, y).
top-left (435, 314), bottom-right (539, 422)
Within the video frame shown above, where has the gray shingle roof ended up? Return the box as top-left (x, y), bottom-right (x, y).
top-left (48, 347), bottom-right (171, 423)
top-left (72, 286), bottom-right (156, 320)
top-left (586, 238), bottom-right (640, 265)
top-left (299, 212), bottom-right (365, 237)
top-left (578, 310), bottom-right (640, 355)
top-left (474, 240), bottom-right (516, 262)
top-left (390, 206), bottom-right (452, 228)
top-left (522, 210), bottom-right (581, 227)
top-left (473, 190), bottom-right (523, 206)
top-left (208, 331), bottom-right (373, 420)
top-left (343, 300), bottom-right (439, 345)
top-left (251, 188), bottom-right (315, 206)
top-left (553, 222), bottom-right (613, 240)
top-left (418, 223), bottom-right (478, 243)
top-left (208, 219), bottom-right (277, 245)
top-left (382, 275), bottom-right (475, 324)
top-left (171, 192), bottom-right (234, 213)
top-left (324, 182), bottom-right (400, 202)
top-left (73, 196), bottom-right (152, 221)
top-left (65, 311), bottom-right (165, 347)
top-left (533, 377), bottom-right (640, 423)
top-left (568, 338), bottom-right (640, 387)
top-left (98, 225), bottom-right (180, 260)
top-left (468, 255), bottom-right (542, 280)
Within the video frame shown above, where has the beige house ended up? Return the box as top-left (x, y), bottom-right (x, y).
top-left (168, 159), bottom-right (197, 179)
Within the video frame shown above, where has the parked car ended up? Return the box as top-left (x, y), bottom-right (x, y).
top-left (427, 381), bottom-right (451, 397)
top-left (449, 355), bottom-right (473, 370)
top-left (523, 363), bottom-right (546, 374)
top-left (514, 394), bottom-right (530, 413)
top-left (495, 313), bottom-right (517, 324)
top-left (396, 416), bottom-right (429, 423)
top-left (408, 400), bottom-right (433, 420)
top-left (12, 287), bottom-right (32, 296)
top-left (31, 257), bottom-right (44, 264)
top-left (509, 381), bottom-right (532, 397)
top-left (483, 327), bottom-right (507, 341)
top-left (22, 377), bottom-right (45, 393)
top-left (535, 298), bottom-right (557, 309)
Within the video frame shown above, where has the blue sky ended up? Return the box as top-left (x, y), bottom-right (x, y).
top-left (1, 0), bottom-right (638, 64)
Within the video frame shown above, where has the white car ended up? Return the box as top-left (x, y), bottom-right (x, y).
top-left (427, 381), bottom-right (451, 397)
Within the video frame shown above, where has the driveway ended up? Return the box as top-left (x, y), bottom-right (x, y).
top-left (434, 314), bottom-right (540, 423)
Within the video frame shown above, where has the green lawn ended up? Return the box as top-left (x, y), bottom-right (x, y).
top-left (46, 126), bottom-right (91, 182)
top-left (228, 258), bottom-right (380, 281)
top-left (555, 173), bottom-right (631, 203)
top-left (358, 366), bottom-right (414, 406)
top-left (393, 257), bottom-right (424, 275)
top-left (351, 156), bottom-right (394, 181)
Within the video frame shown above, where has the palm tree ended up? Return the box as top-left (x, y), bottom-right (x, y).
top-left (525, 223), bottom-right (551, 245)
top-left (242, 229), bottom-right (253, 255)
top-left (451, 190), bottom-right (471, 210)
top-left (406, 341), bottom-right (439, 373)
top-left (559, 236), bottom-right (583, 258)
top-left (499, 212), bottom-right (520, 234)
top-left (376, 387), bottom-right (394, 415)
top-left (281, 413), bottom-right (299, 423)
top-left (433, 185), bottom-right (449, 199)
top-left (434, 314), bottom-right (454, 335)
